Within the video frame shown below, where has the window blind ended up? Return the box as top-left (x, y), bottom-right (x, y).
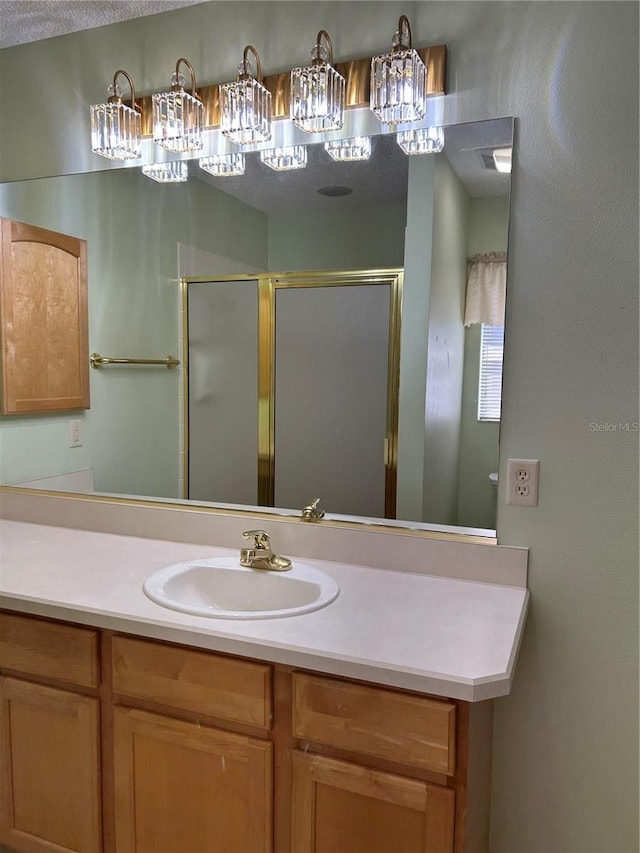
top-left (478, 324), bottom-right (504, 422)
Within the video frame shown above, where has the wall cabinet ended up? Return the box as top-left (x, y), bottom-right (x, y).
top-left (0, 217), bottom-right (89, 415)
top-left (0, 612), bottom-right (492, 853)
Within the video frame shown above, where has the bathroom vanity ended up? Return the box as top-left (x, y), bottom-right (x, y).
top-left (0, 517), bottom-right (528, 853)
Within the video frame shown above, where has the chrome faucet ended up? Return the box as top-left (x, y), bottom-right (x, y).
top-left (302, 497), bottom-right (325, 520)
top-left (240, 530), bottom-right (292, 571)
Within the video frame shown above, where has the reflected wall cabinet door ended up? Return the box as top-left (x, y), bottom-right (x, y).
top-left (0, 676), bottom-right (101, 852)
top-left (0, 217), bottom-right (89, 415)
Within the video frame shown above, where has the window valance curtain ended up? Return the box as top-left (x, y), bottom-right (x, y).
top-left (464, 252), bottom-right (507, 327)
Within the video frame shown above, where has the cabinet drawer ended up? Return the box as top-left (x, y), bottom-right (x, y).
top-left (0, 612), bottom-right (99, 688)
top-left (292, 673), bottom-right (456, 775)
top-left (112, 636), bottom-right (272, 729)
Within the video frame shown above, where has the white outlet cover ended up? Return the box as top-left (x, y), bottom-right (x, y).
top-left (507, 458), bottom-right (539, 506)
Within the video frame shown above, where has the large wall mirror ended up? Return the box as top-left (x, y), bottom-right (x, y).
top-left (0, 117), bottom-right (513, 537)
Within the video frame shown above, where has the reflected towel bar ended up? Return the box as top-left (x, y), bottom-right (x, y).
top-left (90, 353), bottom-right (180, 369)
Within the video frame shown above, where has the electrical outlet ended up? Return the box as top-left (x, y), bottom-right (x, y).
top-left (68, 419), bottom-right (82, 448)
top-left (507, 458), bottom-right (540, 506)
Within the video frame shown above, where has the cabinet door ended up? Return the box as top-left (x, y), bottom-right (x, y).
top-left (114, 707), bottom-right (272, 853)
top-left (0, 676), bottom-right (101, 853)
top-left (292, 751), bottom-right (454, 853)
top-left (0, 217), bottom-right (89, 414)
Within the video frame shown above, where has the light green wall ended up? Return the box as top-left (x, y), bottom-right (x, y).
top-left (396, 155), bottom-right (435, 521)
top-left (0, 171), bottom-right (268, 495)
top-left (267, 204), bottom-right (405, 271)
top-left (467, 196), bottom-right (510, 256)
top-left (457, 196), bottom-right (510, 529)
top-left (422, 154), bottom-right (469, 525)
top-left (0, 4), bottom-right (637, 852)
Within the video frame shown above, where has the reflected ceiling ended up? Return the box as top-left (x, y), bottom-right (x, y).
top-left (193, 118), bottom-right (513, 215)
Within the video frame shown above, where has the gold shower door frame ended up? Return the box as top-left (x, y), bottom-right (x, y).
top-left (182, 268), bottom-right (403, 519)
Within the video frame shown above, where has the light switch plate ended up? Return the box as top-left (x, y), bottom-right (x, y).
top-left (68, 419), bottom-right (82, 448)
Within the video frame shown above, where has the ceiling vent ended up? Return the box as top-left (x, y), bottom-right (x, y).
top-left (478, 149), bottom-right (498, 171)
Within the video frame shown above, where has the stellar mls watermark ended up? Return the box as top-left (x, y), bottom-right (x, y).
top-left (589, 421), bottom-right (639, 433)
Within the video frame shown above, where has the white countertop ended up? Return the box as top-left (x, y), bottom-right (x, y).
top-left (0, 520), bottom-right (529, 701)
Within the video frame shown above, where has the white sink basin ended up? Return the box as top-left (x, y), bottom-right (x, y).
top-left (143, 556), bottom-right (339, 620)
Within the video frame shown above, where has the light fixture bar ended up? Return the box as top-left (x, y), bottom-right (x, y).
top-left (135, 45), bottom-right (447, 136)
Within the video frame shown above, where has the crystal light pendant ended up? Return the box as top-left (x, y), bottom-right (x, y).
top-left (90, 69), bottom-right (141, 160)
top-left (221, 45), bottom-right (271, 146)
top-left (290, 30), bottom-right (345, 133)
top-left (371, 16), bottom-right (427, 125)
top-left (396, 126), bottom-right (444, 155)
top-left (153, 58), bottom-right (204, 153)
top-left (199, 153), bottom-right (246, 177)
top-left (141, 162), bottom-right (189, 183)
top-left (260, 145), bottom-right (307, 171)
top-left (324, 136), bottom-right (372, 162)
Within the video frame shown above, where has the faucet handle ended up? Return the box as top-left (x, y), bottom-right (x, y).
top-left (242, 529), bottom-right (271, 550)
top-left (302, 497), bottom-right (325, 520)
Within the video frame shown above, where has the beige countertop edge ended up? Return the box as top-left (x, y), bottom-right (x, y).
top-left (0, 589), bottom-right (530, 703)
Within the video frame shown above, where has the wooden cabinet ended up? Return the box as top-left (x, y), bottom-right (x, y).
top-left (113, 707), bottom-right (272, 853)
top-left (292, 751), bottom-right (454, 853)
top-left (111, 640), bottom-right (274, 853)
top-left (0, 613), bottom-right (492, 853)
top-left (0, 616), bottom-right (101, 853)
top-left (292, 674), bottom-right (459, 853)
top-left (0, 217), bottom-right (89, 414)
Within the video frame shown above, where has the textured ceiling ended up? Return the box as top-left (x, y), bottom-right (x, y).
top-left (0, 1), bottom-right (203, 49)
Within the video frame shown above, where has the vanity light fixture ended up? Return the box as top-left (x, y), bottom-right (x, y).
top-left (260, 145), bottom-right (307, 171)
top-left (324, 136), bottom-right (372, 162)
top-left (152, 58), bottom-right (204, 153)
top-left (90, 69), bottom-right (141, 160)
top-left (220, 45), bottom-right (272, 145)
top-left (290, 30), bottom-right (345, 133)
top-left (396, 126), bottom-right (444, 155)
top-left (493, 147), bottom-right (512, 173)
top-left (199, 153), bottom-right (246, 177)
top-left (141, 161), bottom-right (189, 183)
top-left (370, 15), bottom-right (427, 125)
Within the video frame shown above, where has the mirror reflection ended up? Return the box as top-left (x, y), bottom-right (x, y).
top-left (0, 118), bottom-right (512, 535)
